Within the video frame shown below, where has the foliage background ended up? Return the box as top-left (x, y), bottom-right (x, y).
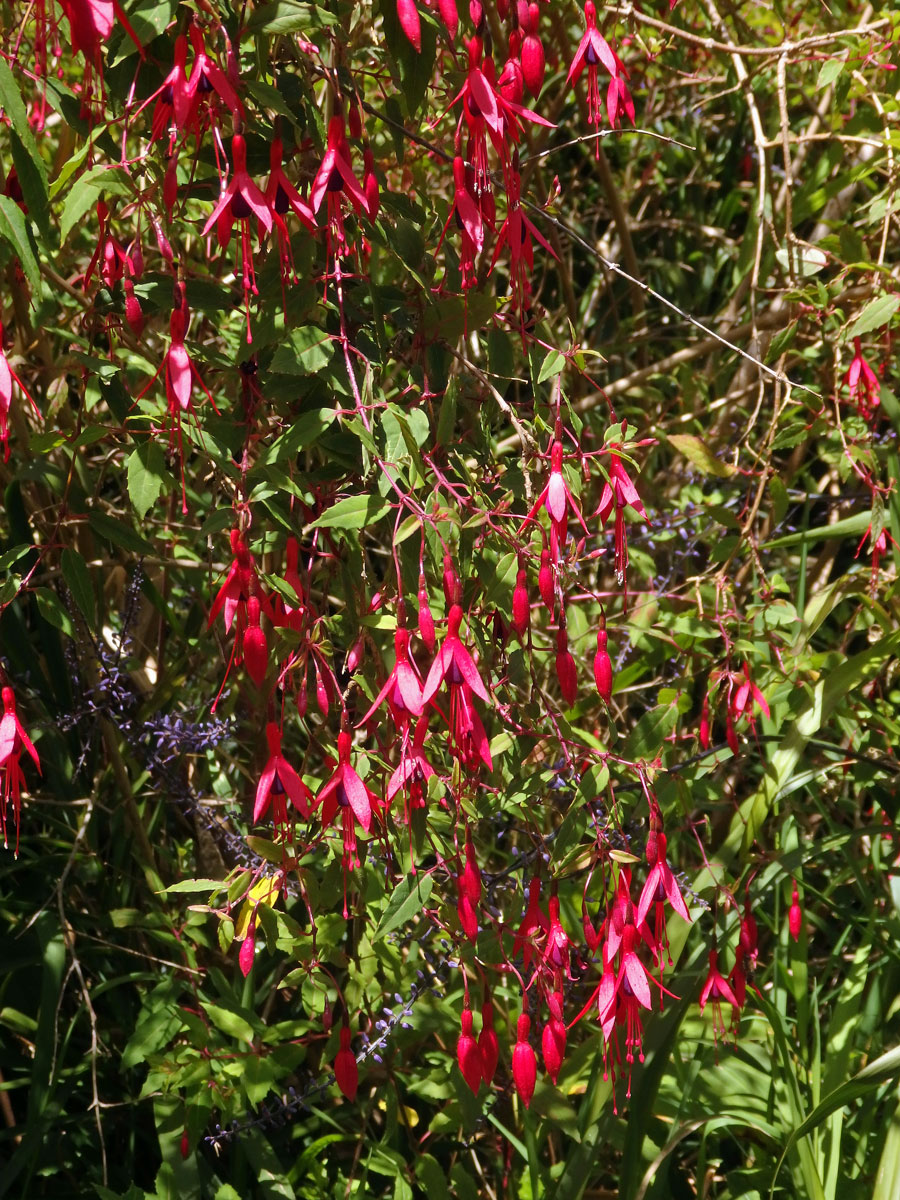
top-left (1, 0), bottom-right (900, 1197)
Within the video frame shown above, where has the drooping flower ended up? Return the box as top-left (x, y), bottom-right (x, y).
top-left (479, 994), bottom-right (499, 1084)
top-left (844, 336), bottom-right (880, 423)
top-left (358, 627), bottom-right (424, 727)
top-left (316, 729), bottom-right (380, 914)
top-left (595, 449), bottom-right (648, 586)
top-left (593, 619), bottom-right (613, 703)
top-left (265, 137), bottom-right (317, 293)
top-left (436, 156), bottom-right (484, 293)
top-left (699, 948), bottom-right (739, 1045)
top-left (636, 830), bottom-right (691, 970)
top-left (311, 115), bottom-right (373, 272)
top-left (567, 1), bottom-right (633, 156)
top-left (0, 324), bottom-right (41, 463)
top-left (513, 877), bottom-right (548, 969)
top-left (202, 132), bottom-right (273, 340)
top-left (521, 437), bottom-right (589, 561)
top-left (0, 687), bottom-right (41, 855)
top-left (541, 991), bottom-right (567, 1084)
top-left (254, 723), bottom-right (312, 840)
top-left (422, 604), bottom-right (490, 706)
top-left (788, 882), bottom-right (802, 942)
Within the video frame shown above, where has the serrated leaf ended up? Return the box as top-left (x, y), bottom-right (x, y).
top-left (310, 494), bottom-right (392, 530)
top-left (667, 433), bottom-right (735, 478)
top-left (847, 294), bottom-right (900, 340)
top-left (374, 875), bottom-right (433, 940)
top-left (60, 547), bottom-right (95, 628)
top-left (0, 195), bottom-right (41, 295)
top-left (127, 441), bottom-right (168, 519)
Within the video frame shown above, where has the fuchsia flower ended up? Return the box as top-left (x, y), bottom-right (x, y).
top-left (386, 715), bottom-right (437, 810)
top-left (490, 158), bottom-right (557, 318)
top-left (521, 438), bottom-right (589, 559)
top-left (134, 284), bottom-right (218, 513)
top-left (317, 729), bottom-right (381, 914)
top-left (254, 723), bottom-right (312, 840)
top-left (422, 604), bottom-right (489, 705)
top-left (636, 830), bottom-right (691, 969)
top-left (0, 324), bottom-right (40, 463)
top-left (358, 627), bottom-right (424, 726)
top-left (567, 1), bottom-right (633, 156)
top-left (595, 449), bottom-right (647, 586)
top-left (512, 1012), bottom-right (537, 1108)
top-left (699, 948), bottom-right (739, 1044)
top-left (0, 687), bottom-right (41, 855)
top-left (844, 336), bottom-right (880, 423)
top-left (457, 1007), bottom-right (483, 1092)
top-left (203, 132), bottom-right (273, 339)
top-left (208, 527), bottom-right (260, 636)
top-left (479, 995), bottom-right (499, 1084)
top-left (311, 115), bottom-right (373, 271)
top-left (181, 20), bottom-right (242, 136)
top-left (130, 33), bottom-right (190, 149)
top-left (266, 137), bottom-right (317, 291)
top-left (437, 157), bottom-right (484, 292)
top-left (788, 882), bottom-right (802, 942)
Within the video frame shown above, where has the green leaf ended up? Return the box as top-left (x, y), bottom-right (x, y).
top-left (59, 165), bottom-right (132, 245)
top-left (245, 0), bottom-right (336, 32)
top-left (537, 348), bottom-right (567, 384)
top-left (88, 509), bottom-right (155, 555)
top-left (817, 58), bottom-right (844, 90)
top-left (269, 326), bottom-right (333, 374)
top-left (374, 875), bottom-right (433, 940)
top-left (35, 587), bottom-right (75, 637)
top-left (667, 433), bottom-right (735, 478)
top-left (161, 879), bottom-right (227, 895)
top-left (846, 294), bottom-right (900, 340)
top-left (255, 407), bottom-right (335, 466)
top-left (0, 58), bottom-right (50, 231)
top-left (309, 494), bottom-right (392, 530)
top-left (200, 1002), bottom-right (257, 1044)
top-left (60, 547), bottom-right (96, 628)
top-left (127, 441), bottom-right (168, 520)
top-left (0, 195), bottom-right (41, 295)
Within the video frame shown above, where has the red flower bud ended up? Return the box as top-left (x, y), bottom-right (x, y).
top-left (239, 923), bottom-right (256, 976)
top-left (538, 549), bottom-right (554, 617)
top-left (699, 695), bottom-right (711, 750)
top-left (457, 1008), bottom-right (483, 1093)
top-left (479, 996), bottom-right (499, 1084)
top-left (442, 552), bottom-right (462, 606)
top-left (512, 1012), bottom-right (536, 1108)
top-left (335, 1025), bottom-right (358, 1100)
top-left (521, 32), bottom-right (545, 96)
top-left (457, 881), bottom-right (478, 942)
top-left (788, 883), bottom-right (802, 942)
top-left (511, 568), bottom-right (530, 638)
top-left (243, 596), bottom-right (268, 688)
top-left (348, 102), bottom-right (363, 139)
top-left (123, 279), bottom-right (145, 338)
top-left (180, 1129), bottom-right (190, 1159)
top-left (397, 0), bottom-right (422, 51)
top-left (346, 636), bottom-right (365, 674)
top-left (542, 995), bottom-right (566, 1084)
top-left (593, 627), bottom-right (612, 703)
top-left (438, 0), bottom-right (458, 40)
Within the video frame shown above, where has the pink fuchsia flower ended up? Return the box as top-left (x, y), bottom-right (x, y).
top-left (436, 157), bottom-right (484, 293)
top-left (567, 1), bottom-right (633, 156)
top-left (311, 115), bottom-right (373, 269)
top-left (521, 437), bottom-right (589, 559)
top-left (180, 19), bottom-right (242, 136)
top-left (316, 729), bottom-right (380, 914)
top-left (0, 686), bottom-right (41, 855)
top-left (266, 137), bottom-right (317, 292)
top-left (596, 449), bottom-right (648, 587)
top-left (699, 948), bottom-right (739, 1045)
top-left (490, 158), bottom-right (557, 320)
top-left (636, 830), bottom-right (691, 970)
top-left (844, 336), bottom-right (880, 423)
top-left (0, 325), bottom-right (40, 463)
top-left (422, 604), bottom-right (490, 706)
top-left (203, 132), bottom-right (273, 340)
top-left (358, 627), bottom-right (424, 727)
top-left (254, 723), bottom-right (312, 840)
top-left (208, 527), bottom-right (260, 636)
top-left (130, 33), bottom-right (190, 149)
